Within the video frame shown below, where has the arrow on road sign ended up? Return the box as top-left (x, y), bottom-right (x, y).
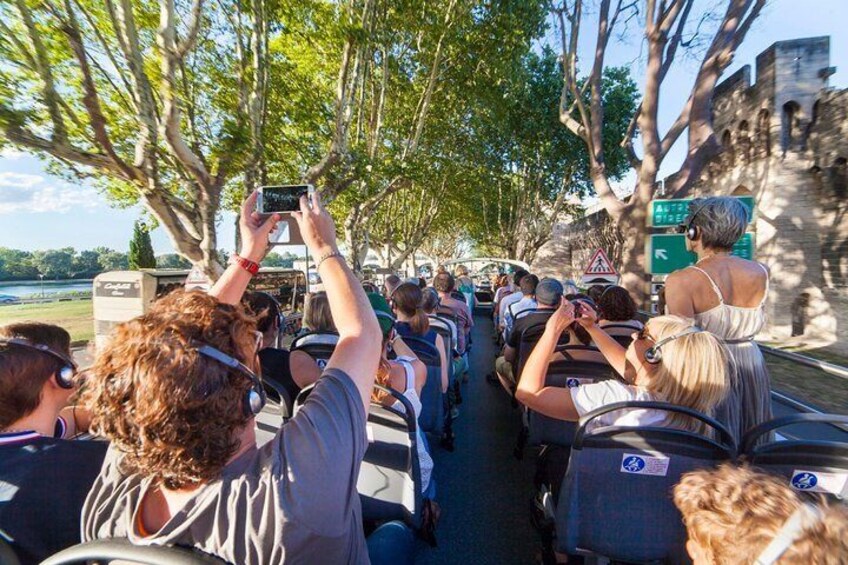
top-left (655, 249), bottom-right (668, 260)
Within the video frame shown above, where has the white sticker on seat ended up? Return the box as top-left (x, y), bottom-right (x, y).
top-left (789, 469), bottom-right (848, 495)
top-left (564, 377), bottom-right (594, 388)
top-left (621, 453), bottom-right (670, 476)
top-left (366, 425), bottom-right (375, 443)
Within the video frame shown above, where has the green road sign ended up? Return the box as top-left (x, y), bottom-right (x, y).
top-left (648, 195), bottom-right (756, 228)
top-left (647, 232), bottom-right (755, 275)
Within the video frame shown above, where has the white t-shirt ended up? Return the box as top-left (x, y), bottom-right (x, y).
top-left (569, 380), bottom-right (667, 431)
top-left (498, 291), bottom-right (523, 325)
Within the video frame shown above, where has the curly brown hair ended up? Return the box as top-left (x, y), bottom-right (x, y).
top-left (674, 464), bottom-right (848, 564)
top-left (597, 285), bottom-right (637, 322)
top-left (81, 290), bottom-right (260, 489)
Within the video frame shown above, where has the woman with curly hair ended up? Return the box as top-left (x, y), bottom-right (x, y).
top-left (674, 464), bottom-right (848, 564)
top-left (80, 191), bottom-right (391, 563)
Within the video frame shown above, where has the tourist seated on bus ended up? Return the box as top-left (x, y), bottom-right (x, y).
top-left (492, 273), bottom-right (512, 325)
top-left (242, 291), bottom-right (316, 405)
top-left (384, 274), bottom-right (402, 299)
top-left (515, 300), bottom-right (729, 436)
top-left (301, 290), bottom-right (336, 334)
top-left (368, 293), bottom-right (436, 500)
top-left (586, 284), bottom-right (605, 304)
top-left (422, 287), bottom-right (465, 377)
top-left (0, 322), bottom-right (106, 565)
top-left (392, 282), bottom-right (449, 393)
top-left (78, 191), bottom-right (408, 564)
top-left (562, 279), bottom-right (580, 297)
top-left (502, 274), bottom-right (539, 339)
top-left (433, 272), bottom-right (474, 356)
top-left (674, 464), bottom-right (848, 564)
top-left (495, 278), bottom-right (563, 388)
top-left (597, 285), bottom-right (643, 332)
top-left (497, 269), bottom-right (529, 332)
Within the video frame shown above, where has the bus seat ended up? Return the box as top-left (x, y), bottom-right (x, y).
top-left (428, 316), bottom-right (457, 359)
top-left (475, 289), bottom-right (493, 304)
top-left (525, 347), bottom-right (616, 449)
top-left (742, 413), bottom-right (848, 500)
top-left (291, 332), bottom-right (339, 370)
top-left (40, 537), bottom-right (226, 564)
top-left (358, 385), bottom-right (423, 530)
top-left (399, 336), bottom-right (444, 436)
top-left (599, 322), bottom-right (642, 348)
top-left (556, 401), bottom-right (736, 564)
top-left (0, 538), bottom-right (21, 565)
top-left (450, 291), bottom-right (465, 302)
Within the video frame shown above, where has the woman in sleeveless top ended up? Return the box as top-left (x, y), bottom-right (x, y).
top-left (665, 196), bottom-right (772, 443)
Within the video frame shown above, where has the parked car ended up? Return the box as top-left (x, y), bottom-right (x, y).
top-left (0, 294), bottom-right (20, 304)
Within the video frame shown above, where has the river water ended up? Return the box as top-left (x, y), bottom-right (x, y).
top-left (0, 279), bottom-right (93, 297)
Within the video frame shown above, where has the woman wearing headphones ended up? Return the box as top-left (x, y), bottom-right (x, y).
top-left (515, 299), bottom-right (729, 436)
top-left (664, 196), bottom-right (772, 443)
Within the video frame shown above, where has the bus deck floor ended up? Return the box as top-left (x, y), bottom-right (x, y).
top-left (417, 309), bottom-right (538, 564)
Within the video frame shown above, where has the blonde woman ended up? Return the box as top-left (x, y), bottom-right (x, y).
top-left (515, 300), bottom-right (729, 435)
top-left (674, 464), bottom-right (848, 564)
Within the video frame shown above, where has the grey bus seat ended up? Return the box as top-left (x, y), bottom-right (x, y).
top-left (40, 538), bottom-right (226, 564)
top-left (599, 321), bottom-right (642, 348)
top-left (556, 401), bottom-right (736, 563)
top-left (359, 385), bottom-right (423, 529)
top-left (742, 413), bottom-right (848, 500)
top-left (291, 332), bottom-right (339, 370)
top-left (400, 336), bottom-right (444, 435)
top-left (428, 316), bottom-right (458, 359)
top-left (526, 346), bottom-right (616, 449)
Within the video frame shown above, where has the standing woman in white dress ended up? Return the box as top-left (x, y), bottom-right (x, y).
top-left (664, 196), bottom-right (771, 443)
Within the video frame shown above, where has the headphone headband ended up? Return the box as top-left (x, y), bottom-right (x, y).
top-left (644, 326), bottom-right (703, 365)
top-left (0, 338), bottom-right (77, 389)
top-left (193, 342), bottom-right (266, 416)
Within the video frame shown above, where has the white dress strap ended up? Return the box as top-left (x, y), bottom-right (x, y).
top-left (688, 266), bottom-right (725, 304)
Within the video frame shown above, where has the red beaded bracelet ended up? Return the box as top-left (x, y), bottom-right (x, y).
top-left (229, 254), bottom-right (260, 276)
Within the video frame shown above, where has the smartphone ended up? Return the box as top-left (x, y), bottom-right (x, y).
top-left (257, 184), bottom-right (314, 214)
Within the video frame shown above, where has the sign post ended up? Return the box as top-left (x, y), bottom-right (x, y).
top-left (647, 232), bottom-right (755, 275)
top-left (648, 195), bottom-right (755, 228)
top-left (581, 249), bottom-right (619, 287)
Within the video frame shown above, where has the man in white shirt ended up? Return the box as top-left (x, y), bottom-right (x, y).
top-left (502, 274), bottom-right (539, 340)
top-left (497, 270), bottom-right (529, 332)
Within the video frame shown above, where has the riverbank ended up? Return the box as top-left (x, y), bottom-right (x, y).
top-left (0, 279), bottom-right (94, 298)
top-left (0, 300), bottom-right (93, 344)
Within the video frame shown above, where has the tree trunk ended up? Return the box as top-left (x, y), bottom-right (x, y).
top-left (616, 208), bottom-right (651, 309)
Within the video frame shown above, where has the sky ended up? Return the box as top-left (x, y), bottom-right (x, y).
top-left (0, 0), bottom-right (846, 254)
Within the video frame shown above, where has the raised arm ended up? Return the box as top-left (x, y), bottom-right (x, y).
top-left (293, 192), bottom-right (381, 414)
top-left (576, 302), bottom-right (629, 378)
top-left (209, 191), bottom-right (280, 305)
top-left (514, 298), bottom-right (579, 421)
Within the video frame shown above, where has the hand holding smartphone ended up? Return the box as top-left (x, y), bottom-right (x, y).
top-left (257, 184), bottom-right (315, 215)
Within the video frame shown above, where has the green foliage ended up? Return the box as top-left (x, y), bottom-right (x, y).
top-left (0, 247), bottom-right (131, 280)
top-left (156, 254), bottom-right (192, 269)
top-left (128, 221), bottom-right (156, 270)
top-left (262, 251), bottom-right (297, 268)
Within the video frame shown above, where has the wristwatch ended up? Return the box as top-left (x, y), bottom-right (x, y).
top-left (230, 254), bottom-right (260, 276)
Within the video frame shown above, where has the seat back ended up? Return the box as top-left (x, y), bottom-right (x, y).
top-left (450, 290), bottom-right (466, 302)
top-left (435, 313), bottom-right (459, 352)
top-left (427, 317), bottom-right (455, 384)
top-left (512, 310), bottom-right (553, 380)
top-left (400, 335), bottom-right (443, 434)
top-left (290, 332), bottom-right (339, 370)
top-left (358, 385), bottom-right (423, 529)
top-left (41, 538), bottom-right (225, 565)
top-left (557, 401), bottom-right (736, 563)
top-left (600, 322), bottom-right (642, 348)
top-left (742, 414), bottom-right (848, 499)
top-left (526, 346), bottom-right (615, 448)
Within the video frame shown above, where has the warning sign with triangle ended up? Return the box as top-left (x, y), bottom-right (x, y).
top-left (583, 249), bottom-right (617, 276)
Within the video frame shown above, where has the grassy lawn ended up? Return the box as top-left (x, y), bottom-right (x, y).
top-left (0, 300), bottom-right (93, 345)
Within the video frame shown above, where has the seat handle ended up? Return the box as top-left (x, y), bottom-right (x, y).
top-left (573, 400), bottom-right (736, 453)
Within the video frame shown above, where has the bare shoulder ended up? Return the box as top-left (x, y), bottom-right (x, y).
top-left (665, 268), bottom-right (700, 288)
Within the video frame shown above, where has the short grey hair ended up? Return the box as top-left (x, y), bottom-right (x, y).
top-left (562, 279), bottom-right (580, 296)
top-left (687, 196), bottom-right (749, 251)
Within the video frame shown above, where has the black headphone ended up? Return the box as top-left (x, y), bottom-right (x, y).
top-left (194, 343), bottom-right (267, 417)
top-left (643, 326), bottom-right (703, 365)
top-left (0, 338), bottom-right (77, 389)
top-left (682, 201), bottom-right (709, 241)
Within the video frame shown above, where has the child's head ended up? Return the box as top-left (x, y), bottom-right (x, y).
top-left (674, 464), bottom-right (848, 564)
top-left (0, 322), bottom-right (74, 429)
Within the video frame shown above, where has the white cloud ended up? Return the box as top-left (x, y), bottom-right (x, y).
top-left (0, 173), bottom-right (102, 214)
top-left (0, 147), bottom-right (27, 160)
